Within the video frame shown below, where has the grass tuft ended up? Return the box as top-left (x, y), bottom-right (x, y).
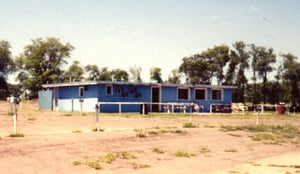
top-left (220, 124), bottom-right (300, 144)
top-left (152, 148), bottom-right (164, 154)
top-left (100, 153), bottom-right (116, 164)
top-left (224, 148), bottom-right (238, 153)
top-left (118, 151), bottom-right (136, 160)
top-left (174, 150), bottom-right (195, 158)
top-left (72, 130), bottom-right (82, 133)
top-left (199, 146), bottom-right (211, 154)
top-left (9, 132), bottom-right (24, 137)
top-left (72, 160), bottom-right (82, 166)
top-left (86, 160), bottom-right (102, 170)
top-left (183, 122), bottom-right (198, 128)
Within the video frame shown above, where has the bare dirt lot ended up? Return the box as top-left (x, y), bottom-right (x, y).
top-left (0, 101), bottom-right (300, 174)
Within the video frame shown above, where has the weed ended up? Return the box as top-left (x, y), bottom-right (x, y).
top-left (91, 127), bottom-right (104, 132)
top-left (72, 160), bottom-right (82, 166)
top-left (251, 133), bottom-right (284, 144)
top-left (63, 113), bottom-right (73, 116)
top-left (174, 150), bottom-right (195, 157)
top-left (118, 151), bottom-right (136, 160)
top-left (183, 122), bottom-right (198, 128)
top-left (220, 124), bottom-right (300, 144)
top-left (204, 125), bottom-right (215, 128)
top-left (86, 160), bottom-right (102, 170)
top-left (72, 130), bottom-right (82, 133)
top-left (9, 132), bottom-right (24, 137)
top-left (136, 129), bottom-right (147, 138)
top-left (224, 148), bottom-right (238, 153)
top-left (27, 116), bottom-right (37, 121)
top-left (228, 133), bottom-right (242, 137)
top-left (100, 153), bottom-right (116, 164)
top-left (199, 146), bottom-right (210, 154)
top-left (152, 148), bottom-right (164, 154)
top-left (136, 127), bottom-right (187, 137)
top-left (131, 162), bottom-right (151, 169)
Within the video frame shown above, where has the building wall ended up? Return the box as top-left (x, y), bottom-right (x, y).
top-left (41, 82), bottom-right (233, 113)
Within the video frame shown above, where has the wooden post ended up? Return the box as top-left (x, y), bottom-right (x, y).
top-left (13, 102), bottom-right (17, 134)
top-left (95, 104), bottom-right (99, 132)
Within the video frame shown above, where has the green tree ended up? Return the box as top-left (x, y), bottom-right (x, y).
top-left (167, 68), bottom-right (181, 84)
top-left (206, 45), bottom-right (230, 85)
top-left (281, 53), bottom-right (300, 107)
top-left (150, 67), bottom-right (163, 83)
top-left (64, 60), bottom-right (84, 82)
top-left (0, 40), bottom-right (14, 96)
top-left (179, 45), bottom-right (229, 85)
top-left (99, 67), bottom-right (112, 81)
top-left (225, 41), bottom-right (250, 102)
top-left (129, 65), bottom-right (142, 82)
top-left (249, 44), bottom-right (260, 104)
top-left (15, 37), bottom-right (74, 97)
top-left (257, 47), bottom-right (276, 104)
top-left (111, 68), bottom-right (128, 81)
top-left (85, 64), bottom-right (100, 81)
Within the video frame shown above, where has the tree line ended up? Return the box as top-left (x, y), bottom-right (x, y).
top-left (0, 37), bottom-right (300, 108)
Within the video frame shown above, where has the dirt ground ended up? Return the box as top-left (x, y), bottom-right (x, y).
top-left (0, 101), bottom-right (300, 174)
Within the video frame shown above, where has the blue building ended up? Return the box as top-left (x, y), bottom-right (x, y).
top-left (39, 81), bottom-right (235, 113)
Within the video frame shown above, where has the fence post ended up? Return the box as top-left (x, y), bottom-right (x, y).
top-left (119, 103), bottom-right (121, 115)
top-left (95, 103), bottom-right (99, 132)
top-left (13, 102), bottom-right (17, 134)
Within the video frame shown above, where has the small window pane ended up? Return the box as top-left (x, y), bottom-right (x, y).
top-left (212, 89), bottom-right (222, 100)
top-left (178, 88), bottom-right (189, 100)
top-left (195, 89), bottom-right (206, 100)
top-left (79, 87), bottom-right (84, 97)
top-left (106, 85), bottom-right (113, 95)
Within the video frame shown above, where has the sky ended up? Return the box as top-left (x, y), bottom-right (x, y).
top-left (1, 0), bottom-right (300, 83)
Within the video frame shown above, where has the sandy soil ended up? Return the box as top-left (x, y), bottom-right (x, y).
top-left (0, 101), bottom-right (299, 174)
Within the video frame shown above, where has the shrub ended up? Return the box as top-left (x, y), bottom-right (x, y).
top-left (183, 122), bottom-right (198, 128)
top-left (9, 132), bottom-right (24, 137)
top-left (152, 148), bottom-right (164, 154)
top-left (174, 150), bottom-right (195, 157)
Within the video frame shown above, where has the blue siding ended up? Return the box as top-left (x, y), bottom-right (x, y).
top-left (41, 82), bottom-right (234, 113)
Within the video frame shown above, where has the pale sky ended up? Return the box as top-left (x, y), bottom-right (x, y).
top-left (1, 0), bottom-right (300, 83)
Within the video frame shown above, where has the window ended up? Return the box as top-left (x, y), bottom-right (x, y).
top-left (79, 86), bottom-right (84, 97)
top-left (178, 88), bottom-right (189, 100)
top-left (117, 85), bottom-right (123, 94)
top-left (195, 88), bottom-right (206, 100)
top-left (106, 85), bottom-right (113, 95)
top-left (212, 89), bottom-right (222, 100)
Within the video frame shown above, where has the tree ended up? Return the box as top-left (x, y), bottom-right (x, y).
top-left (15, 37), bottom-right (74, 96)
top-left (150, 67), bottom-right (163, 83)
top-left (64, 60), bottom-right (84, 82)
top-left (0, 40), bottom-right (14, 96)
top-left (205, 45), bottom-right (230, 85)
top-left (249, 44), bottom-right (260, 104)
top-left (167, 68), bottom-right (181, 84)
top-left (111, 68), bottom-right (128, 81)
top-left (256, 47), bottom-right (276, 104)
top-left (85, 64), bottom-right (100, 81)
top-left (98, 67), bottom-right (112, 81)
top-left (129, 65), bottom-right (142, 82)
top-left (225, 41), bottom-right (250, 102)
top-left (179, 45), bottom-right (229, 85)
top-left (281, 53), bottom-right (300, 107)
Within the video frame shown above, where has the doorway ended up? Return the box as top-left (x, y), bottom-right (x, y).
top-left (151, 87), bottom-right (160, 112)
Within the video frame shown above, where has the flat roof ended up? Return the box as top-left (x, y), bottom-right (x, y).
top-left (42, 81), bottom-right (236, 89)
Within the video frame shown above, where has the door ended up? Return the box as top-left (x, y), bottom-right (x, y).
top-left (151, 87), bottom-right (160, 112)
